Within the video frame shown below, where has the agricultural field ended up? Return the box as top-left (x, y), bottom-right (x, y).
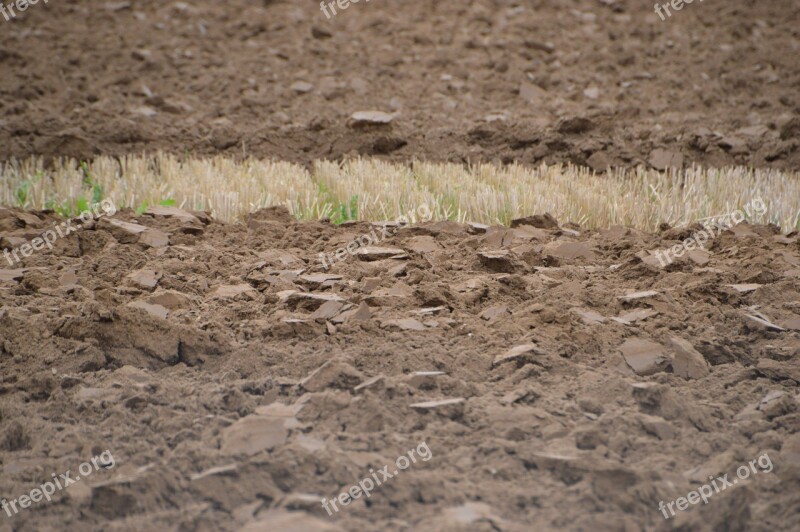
top-left (1, 1), bottom-right (799, 531)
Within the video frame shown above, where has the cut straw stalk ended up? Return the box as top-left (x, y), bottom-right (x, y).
top-left (1, 154), bottom-right (798, 232)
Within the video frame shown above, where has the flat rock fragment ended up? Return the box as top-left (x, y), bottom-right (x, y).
top-left (726, 283), bottom-right (761, 293)
top-left (0, 269), bottom-right (25, 282)
top-left (493, 343), bottom-right (546, 367)
top-left (382, 318), bottom-right (426, 331)
top-left (618, 290), bottom-right (659, 302)
top-left (744, 313), bottom-right (785, 332)
top-left (300, 359), bottom-right (363, 392)
top-left (220, 415), bottom-right (289, 456)
top-left (355, 246), bottom-right (408, 260)
top-left (619, 338), bottom-right (669, 376)
top-left (410, 398), bottom-right (465, 418)
top-left (350, 111), bottom-right (394, 126)
top-left (571, 308), bottom-right (606, 324)
top-left (211, 284), bottom-right (258, 300)
top-left (127, 301), bottom-right (169, 320)
top-left (127, 269), bottom-right (161, 290)
top-left (667, 336), bottom-right (710, 379)
top-left (145, 205), bottom-right (200, 224)
top-left (612, 308), bottom-right (658, 325)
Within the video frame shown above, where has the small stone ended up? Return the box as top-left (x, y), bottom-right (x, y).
top-left (105, 1), bottom-right (132, 11)
top-left (383, 318), bottom-right (426, 331)
top-left (190, 464), bottom-right (238, 481)
top-left (127, 301), bottom-right (169, 320)
top-left (408, 371), bottom-right (446, 389)
top-left (630, 382), bottom-right (682, 420)
top-left (349, 111), bottom-right (394, 126)
top-left (350, 301), bottom-right (372, 322)
top-left (131, 48), bottom-right (151, 60)
top-left (0, 235), bottom-right (26, 249)
top-left (0, 269), bottom-right (25, 282)
top-left (413, 306), bottom-right (448, 316)
top-left (612, 308), bottom-right (658, 325)
top-left (648, 148), bottom-right (684, 170)
top-left (578, 398), bottom-right (604, 416)
top-left (571, 308), bottom-right (606, 324)
top-left (220, 414), bottom-right (290, 456)
top-left (290, 81), bottom-right (313, 93)
top-left (586, 151), bottom-right (610, 172)
top-left (147, 290), bottom-right (191, 309)
top-left (575, 428), bottom-right (603, 450)
top-left (361, 277), bottom-right (381, 293)
top-left (557, 117), bottom-right (594, 134)
top-left (758, 390), bottom-right (795, 420)
top-left (355, 247), bottom-right (408, 260)
top-left (477, 250), bottom-right (518, 273)
top-left (144, 205), bottom-right (200, 224)
top-left (493, 343), bottom-right (546, 367)
top-left (59, 271), bottom-right (79, 286)
top-left (300, 359), bottom-right (363, 393)
top-left (442, 502), bottom-right (499, 526)
top-left (405, 236), bottom-right (441, 253)
top-left (279, 493), bottom-right (327, 513)
top-left (484, 113), bottom-right (508, 123)
top-left (510, 213), bottom-right (559, 229)
top-left (240, 510), bottom-right (341, 532)
top-left (139, 228), bottom-right (170, 248)
top-left (687, 249), bottom-right (711, 265)
top-left (524, 40), bottom-right (555, 53)
top-left (718, 136), bottom-right (748, 154)
top-left (211, 284), bottom-right (258, 300)
top-left (310, 300), bottom-right (344, 321)
top-left (353, 375), bottom-right (385, 394)
top-left (726, 284), bottom-right (761, 293)
top-left (667, 336), bottom-right (710, 379)
top-left (410, 398), bottom-right (465, 418)
top-left (519, 81), bottom-right (547, 103)
top-left (481, 305), bottom-right (509, 320)
top-left (618, 290), bottom-right (659, 302)
top-left (132, 106), bottom-right (157, 117)
top-left (127, 269), bottom-right (161, 291)
top-left (619, 338), bottom-right (669, 376)
top-left (467, 222), bottom-right (490, 233)
top-left (105, 218), bottom-right (147, 237)
top-left (299, 273), bottom-right (342, 288)
top-left (636, 413), bottom-right (675, 440)
top-left (544, 241), bottom-right (596, 261)
top-left (756, 358), bottom-right (800, 382)
top-left (744, 313), bottom-right (785, 332)
top-left (311, 26), bottom-right (332, 39)
top-left (283, 292), bottom-right (345, 311)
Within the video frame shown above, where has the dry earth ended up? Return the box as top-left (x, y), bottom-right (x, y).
top-left (1, 205), bottom-right (799, 531)
top-left (0, 0), bottom-right (799, 169)
top-left (2, 0), bottom-right (800, 530)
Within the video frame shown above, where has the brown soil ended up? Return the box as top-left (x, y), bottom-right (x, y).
top-left (0, 0), bottom-right (799, 170)
top-left (1, 206), bottom-right (799, 530)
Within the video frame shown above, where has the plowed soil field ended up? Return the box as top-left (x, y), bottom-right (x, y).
top-left (1, 0), bottom-right (800, 531)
